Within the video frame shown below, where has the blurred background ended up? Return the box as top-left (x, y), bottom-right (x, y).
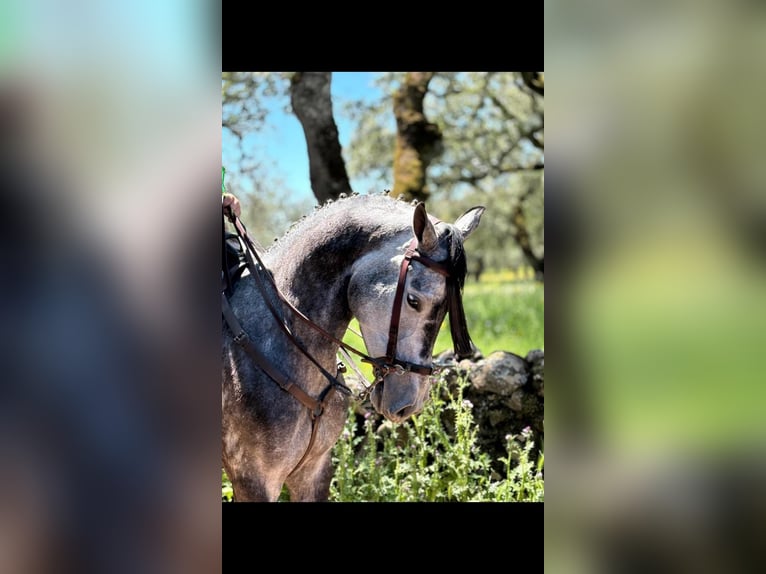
top-left (0, 1), bottom-right (220, 573)
top-left (547, 0), bottom-right (766, 571)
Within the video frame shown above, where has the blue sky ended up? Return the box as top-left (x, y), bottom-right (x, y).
top-left (223, 72), bottom-right (387, 204)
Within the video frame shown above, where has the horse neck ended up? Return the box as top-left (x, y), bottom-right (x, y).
top-left (265, 204), bottom-right (405, 362)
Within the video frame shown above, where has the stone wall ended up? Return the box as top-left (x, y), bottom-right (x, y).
top-left (441, 349), bottom-right (544, 475)
top-left (347, 349), bottom-right (544, 476)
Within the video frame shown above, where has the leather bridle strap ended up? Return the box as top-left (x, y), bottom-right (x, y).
top-left (226, 211), bottom-right (390, 377)
top-left (238, 224), bottom-right (346, 392)
top-left (223, 210), bottom-right (358, 470)
top-left (222, 292), bottom-right (334, 472)
top-left (384, 246), bottom-right (412, 364)
top-left (379, 238), bottom-right (452, 378)
top-left (223, 293), bottom-right (332, 417)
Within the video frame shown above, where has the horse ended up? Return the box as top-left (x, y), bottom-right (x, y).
top-left (222, 194), bottom-right (484, 501)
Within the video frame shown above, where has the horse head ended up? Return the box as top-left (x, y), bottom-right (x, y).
top-left (348, 202), bottom-right (484, 423)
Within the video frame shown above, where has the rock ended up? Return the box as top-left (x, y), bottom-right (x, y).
top-left (462, 349), bottom-right (545, 476)
top-left (434, 348), bottom-right (483, 366)
top-left (469, 351), bottom-right (528, 396)
top-left (487, 408), bottom-right (509, 427)
top-left (526, 349), bottom-right (545, 398)
top-left (508, 389), bottom-right (525, 412)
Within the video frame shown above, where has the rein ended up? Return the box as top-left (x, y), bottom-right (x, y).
top-left (223, 210), bottom-right (379, 397)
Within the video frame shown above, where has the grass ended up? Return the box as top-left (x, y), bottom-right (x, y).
top-left (437, 271), bottom-right (544, 357)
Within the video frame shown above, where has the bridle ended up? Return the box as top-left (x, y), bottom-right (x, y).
top-left (221, 207), bottom-right (471, 469)
top-left (371, 235), bottom-right (452, 382)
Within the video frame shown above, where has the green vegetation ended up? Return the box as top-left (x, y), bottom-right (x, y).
top-left (330, 373), bottom-right (543, 502)
top-left (222, 470), bottom-right (233, 502)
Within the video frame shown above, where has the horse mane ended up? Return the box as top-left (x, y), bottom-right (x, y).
top-left (268, 192), bottom-right (405, 253)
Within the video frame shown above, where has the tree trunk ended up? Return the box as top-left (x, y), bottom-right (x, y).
top-left (290, 72), bottom-right (353, 204)
top-left (392, 72), bottom-right (443, 202)
top-left (512, 185), bottom-right (544, 280)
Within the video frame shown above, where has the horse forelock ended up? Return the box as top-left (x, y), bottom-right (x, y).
top-left (438, 225), bottom-right (467, 290)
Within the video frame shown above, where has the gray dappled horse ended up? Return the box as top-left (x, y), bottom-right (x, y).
top-left (222, 194), bottom-right (484, 501)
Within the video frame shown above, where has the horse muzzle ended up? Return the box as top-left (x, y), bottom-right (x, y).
top-left (370, 370), bottom-right (431, 423)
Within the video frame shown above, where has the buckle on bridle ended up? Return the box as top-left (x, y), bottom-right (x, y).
top-left (374, 362), bottom-right (406, 379)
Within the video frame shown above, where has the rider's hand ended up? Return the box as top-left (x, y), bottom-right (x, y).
top-left (222, 193), bottom-right (241, 218)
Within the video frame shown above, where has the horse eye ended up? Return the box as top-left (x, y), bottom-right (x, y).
top-left (406, 294), bottom-right (420, 310)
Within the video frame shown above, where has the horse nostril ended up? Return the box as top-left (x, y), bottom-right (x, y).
top-left (395, 405), bottom-right (412, 419)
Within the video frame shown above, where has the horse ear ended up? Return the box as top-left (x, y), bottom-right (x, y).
top-left (412, 202), bottom-right (438, 252)
top-left (454, 206), bottom-right (485, 240)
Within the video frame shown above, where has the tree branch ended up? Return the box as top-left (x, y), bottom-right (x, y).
top-left (434, 162), bottom-right (544, 187)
